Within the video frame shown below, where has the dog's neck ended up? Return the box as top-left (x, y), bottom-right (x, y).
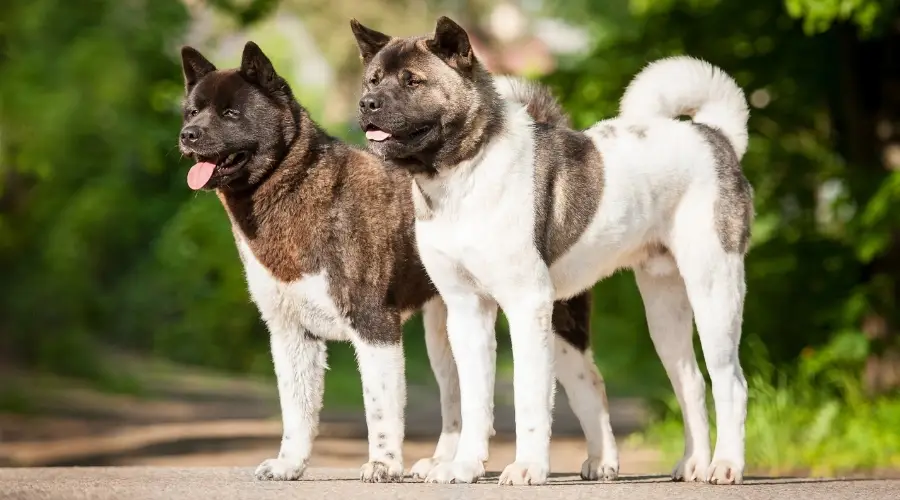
top-left (412, 98), bottom-right (532, 221)
top-left (217, 106), bottom-right (333, 241)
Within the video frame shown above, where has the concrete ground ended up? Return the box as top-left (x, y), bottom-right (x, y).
top-left (3, 467), bottom-right (898, 500)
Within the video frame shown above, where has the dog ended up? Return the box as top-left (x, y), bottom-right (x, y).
top-left (352, 16), bottom-right (752, 486)
top-left (178, 41), bottom-right (614, 483)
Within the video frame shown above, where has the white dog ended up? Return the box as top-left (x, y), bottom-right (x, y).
top-left (355, 16), bottom-right (752, 486)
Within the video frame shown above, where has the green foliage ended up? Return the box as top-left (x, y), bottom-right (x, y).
top-left (784, 0), bottom-right (890, 34)
top-left (0, 0), bottom-right (192, 372)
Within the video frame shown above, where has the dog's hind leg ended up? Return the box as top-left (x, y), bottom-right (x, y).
top-left (409, 298), bottom-right (462, 479)
top-left (668, 204), bottom-right (748, 485)
top-left (634, 259), bottom-right (711, 482)
top-left (551, 292), bottom-right (619, 481)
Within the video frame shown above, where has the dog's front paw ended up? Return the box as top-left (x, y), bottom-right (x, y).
top-left (360, 460), bottom-right (404, 483)
top-left (424, 460), bottom-right (485, 484)
top-left (254, 458), bottom-right (307, 481)
top-left (671, 454), bottom-right (709, 482)
top-left (498, 461), bottom-right (549, 486)
top-left (707, 459), bottom-right (743, 485)
top-left (580, 456), bottom-right (619, 481)
top-left (409, 457), bottom-right (443, 480)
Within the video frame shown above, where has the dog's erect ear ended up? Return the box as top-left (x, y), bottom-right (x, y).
top-left (350, 19), bottom-right (391, 65)
top-left (427, 16), bottom-right (473, 72)
top-left (181, 46), bottom-right (216, 91)
top-left (240, 41), bottom-right (291, 103)
top-left (240, 41), bottom-right (277, 89)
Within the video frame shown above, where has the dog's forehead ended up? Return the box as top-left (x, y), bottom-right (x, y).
top-left (189, 70), bottom-right (253, 104)
top-left (372, 37), bottom-right (439, 73)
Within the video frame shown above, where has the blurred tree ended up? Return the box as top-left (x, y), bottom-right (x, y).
top-left (0, 0), bottom-right (196, 376)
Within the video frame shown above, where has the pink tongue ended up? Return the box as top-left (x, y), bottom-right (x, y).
top-left (365, 129), bottom-right (392, 142)
top-left (187, 162), bottom-right (216, 190)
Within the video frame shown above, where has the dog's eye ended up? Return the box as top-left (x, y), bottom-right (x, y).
top-left (368, 75), bottom-right (380, 86)
top-left (189, 109), bottom-right (199, 117)
top-left (401, 70), bottom-right (423, 88)
top-left (223, 109), bottom-right (240, 119)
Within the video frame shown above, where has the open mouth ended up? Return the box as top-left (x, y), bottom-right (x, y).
top-left (364, 124), bottom-right (431, 143)
top-left (187, 150), bottom-right (251, 190)
top-left (209, 151), bottom-right (250, 174)
top-left (365, 124), bottom-right (392, 142)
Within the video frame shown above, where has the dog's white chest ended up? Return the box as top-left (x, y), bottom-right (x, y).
top-left (237, 239), bottom-right (350, 341)
top-left (414, 120), bottom-right (545, 300)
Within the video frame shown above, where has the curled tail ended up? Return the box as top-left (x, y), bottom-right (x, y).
top-left (619, 56), bottom-right (749, 160)
top-left (493, 75), bottom-right (571, 128)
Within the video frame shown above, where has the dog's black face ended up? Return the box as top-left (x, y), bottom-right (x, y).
top-left (351, 17), bottom-right (500, 173)
top-left (179, 42), bottom-right (296, 190)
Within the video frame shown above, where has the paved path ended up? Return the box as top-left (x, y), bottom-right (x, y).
top-left (2, 467), bottom-right (897, 500)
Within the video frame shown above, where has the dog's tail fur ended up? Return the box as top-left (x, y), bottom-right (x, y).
top-left (493, 75), bottom-right (571, 128)
top-left (619, 56), bottom-right (749, 160)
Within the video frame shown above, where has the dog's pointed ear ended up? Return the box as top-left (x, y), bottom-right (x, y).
top-left (427, 16), bottom-right (473, 72)
top-left (240, 41), bottom-right (277, 89)
top-left (350, 19), bottom-right (391, 65)
top-left (181, 46), bottom-right (216, 91)
top-left (240, 41), bottom-right (291, 103)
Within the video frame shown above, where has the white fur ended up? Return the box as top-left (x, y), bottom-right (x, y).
top-left (237, 238), bottom-right (406, 482)
top-left (414, 56), bottom-right (750, 485)
top-left (354, 338), bottom-right (406, 480)
top-left (415, 101), bottom-right (556, 485)
top-left (620, 56), bottom-right (749, 160)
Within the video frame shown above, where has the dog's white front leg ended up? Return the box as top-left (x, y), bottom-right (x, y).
top-left (255, 329), bottom-right (326, 481)
top-left (424, 292), bottom-right (497, 484)
top-left (353, 337), bottom-right (407, 483)
top-left (497, 286), bottom-right (555, 486)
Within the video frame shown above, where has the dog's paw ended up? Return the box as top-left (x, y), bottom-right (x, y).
top-left (671, 454), bottom-right (709, 482)
top-left (580, 456), bottom-right (619, 481)
top-left (498, 461), bottom-right (549, 486)
top-left (409, 458), bottom-right (443, 480)
top-left (424, 460), bottom-right (485, 484)
top-left (707, 459), bottom-right (743, 485)
top-left (254, 458), bottom-right (307, 481)
top-left (360, 460), bottom-right (404, 483)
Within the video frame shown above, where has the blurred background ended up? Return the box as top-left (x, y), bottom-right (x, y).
top-left (1, 0), bottom-right (899, 478)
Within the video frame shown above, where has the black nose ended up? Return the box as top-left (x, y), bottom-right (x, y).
top-left (359, 95), bottom-right (382, 112)
top-left (180, 126), bottom-right (203, 143)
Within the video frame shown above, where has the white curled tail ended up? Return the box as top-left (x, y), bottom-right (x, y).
top-left (619, 56), bottom-right (750, 160)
